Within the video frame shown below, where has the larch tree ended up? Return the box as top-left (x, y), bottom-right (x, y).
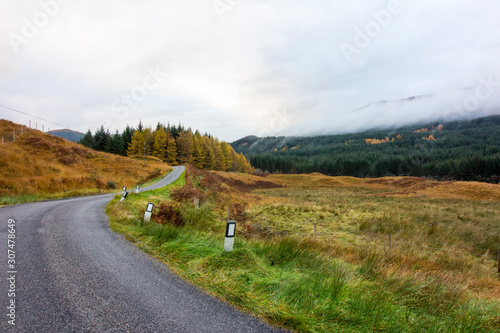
top-left (192, 137), bottom-right (205, 169)
top-left (176, 131), bottom-right (194, 164)
top-left (153, 127), bottom-right (168, 161)
top-left (220, 142), bottom-right (233, 171)
top-left (203, 137), bottom-right (216, 170)
top-left (127, 130), bottom-right (144, 156)
top-left (165, 133), bottom-right (178, 164)
top-left (212, 138), bottom-right (226, 171)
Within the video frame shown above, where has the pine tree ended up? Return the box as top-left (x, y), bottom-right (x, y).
top-left (80, 130), bottom-right (94, 148)
top-left (93, 126), bottom-right (110, 152)
top-left (121, 125), bottom-right (134, 156)
top-left (153, 127), bottom-right (168, 161)
top-left (109, 131), bottom-right (125, 155)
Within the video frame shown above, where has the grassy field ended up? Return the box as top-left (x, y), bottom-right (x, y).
top-left (0, 119), bottom-right (171, 205)
top-left (107, 166), bottom-right (500, 332)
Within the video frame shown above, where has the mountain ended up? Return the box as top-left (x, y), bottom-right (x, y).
top-left (351, 94), bottom-right (434, 113)
top-left (231, 115), bottom-right (500, 183)
top-left (48, 129), bottom-right (85, 142)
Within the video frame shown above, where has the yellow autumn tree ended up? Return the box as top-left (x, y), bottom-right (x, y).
top-left (192, 136), bottom-right (205, 169)
top-left (127, 130), bottom-right (144, 156)
top-left (153, 127), bottom-right (167, 161)
top-left (165, 133), bottom-right (178, 164)
top-left (220, 142), bottom-right (233, 171)
top-left (176, 131), bottom-right (194, 164)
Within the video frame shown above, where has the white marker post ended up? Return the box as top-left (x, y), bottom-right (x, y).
top-left (144, 203), bottom-right (154, 223)
top-left (224, 220), bottom-right (236, 252)
top-left (122, 186), bottom-right (127, 193)
top-left (136, 185), bottom-right (140, 193)
top-left (120, 191), bottom-right (129, 202)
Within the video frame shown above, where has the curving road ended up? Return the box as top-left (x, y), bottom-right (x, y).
top-left (0, 166), bottom-right (283, 332)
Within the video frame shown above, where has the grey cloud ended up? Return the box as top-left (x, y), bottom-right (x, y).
top-left (1, 0), bottom-right (499, 141)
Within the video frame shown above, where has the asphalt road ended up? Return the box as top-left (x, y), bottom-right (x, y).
top-left (0, 166), bottom-right (284, 332)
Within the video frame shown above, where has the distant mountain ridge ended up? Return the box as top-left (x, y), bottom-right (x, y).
top-left (48, 129), bottom-right (85, 142)
top-left (352, 94), bottom-right (433, 113)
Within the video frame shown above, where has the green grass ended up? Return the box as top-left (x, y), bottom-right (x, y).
top-left (106, 173), bottom-right (500, 332)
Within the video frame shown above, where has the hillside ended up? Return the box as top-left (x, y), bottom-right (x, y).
top-left (232, 115), bottom-right (500, 182)
top-left (0, 119), bottom-right (170, 203)
top-left (107, 166), bottom-right (500, 332)
top-left (48, 128), bottom-right (85, 142)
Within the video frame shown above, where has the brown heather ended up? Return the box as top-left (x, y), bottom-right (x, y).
top-left (0, 119), bottom-right (170, 199)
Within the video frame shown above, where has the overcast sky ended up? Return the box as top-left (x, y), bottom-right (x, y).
top-left (1, 0), bottom-right (500, 141)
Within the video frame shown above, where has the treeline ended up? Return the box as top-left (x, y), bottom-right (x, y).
top-left (80, 122), bottom-right (252, 173)
top-left (232, 115), bottom-right (500, 183)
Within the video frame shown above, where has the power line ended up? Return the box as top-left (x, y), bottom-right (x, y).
top-left (0, 104), bottom-right (73, 130)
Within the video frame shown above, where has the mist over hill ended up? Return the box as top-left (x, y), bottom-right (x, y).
top-left (232, 115), bottom-right (500, 183)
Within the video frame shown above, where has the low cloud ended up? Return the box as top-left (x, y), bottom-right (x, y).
top-left (1, 0), bottom-right (499, 141)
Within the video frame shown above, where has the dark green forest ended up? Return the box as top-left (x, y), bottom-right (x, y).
top-left (232, 115), bottom-right (500, 183)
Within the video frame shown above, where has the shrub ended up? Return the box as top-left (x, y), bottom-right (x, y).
top-left (153, 202), bottom-right (184, 226)
top-left (171, 181), bottom-right (207, 204)
top-left (107, 181), bottom-right (116, 189)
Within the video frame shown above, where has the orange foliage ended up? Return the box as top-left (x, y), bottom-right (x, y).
top-left (423, 135), bottom-right (435, 141)
top-left (365, 137), bottom-right (390, 145)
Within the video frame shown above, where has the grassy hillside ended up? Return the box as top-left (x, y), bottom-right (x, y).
top-left (0, 119), bottom-right (171, 204)
top-left (232, 115), bottom-right (500, 182)
top-left (107, 166), bottom-right (500, 332)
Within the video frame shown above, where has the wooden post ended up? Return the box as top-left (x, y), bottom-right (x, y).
top-left (194, 197), bottom-right (200, 209)
top-left (313, 223), bottom-right (317, 240)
